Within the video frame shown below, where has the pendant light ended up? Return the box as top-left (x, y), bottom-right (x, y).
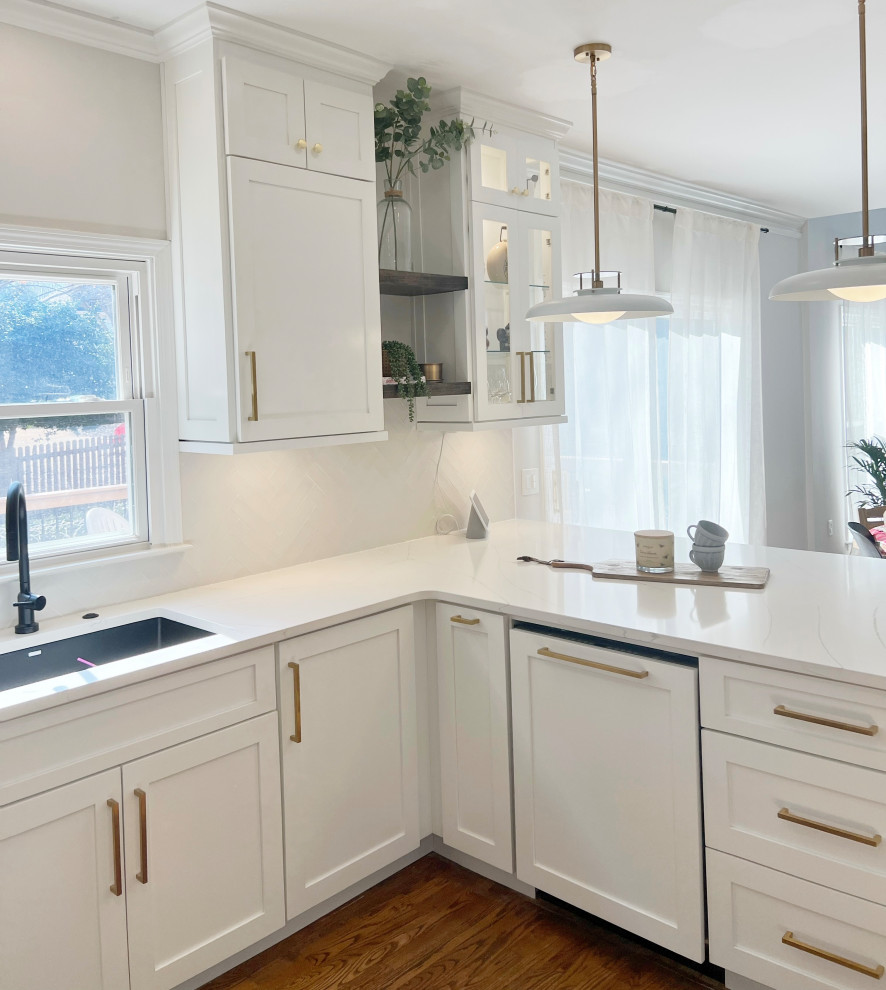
top-left (770, 0), bottom-right (886, 303)
top-left (526, 43), bottom-right (673, 324)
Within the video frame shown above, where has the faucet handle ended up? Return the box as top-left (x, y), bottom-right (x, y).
top-left (14, 594), bottom-right (46, 612)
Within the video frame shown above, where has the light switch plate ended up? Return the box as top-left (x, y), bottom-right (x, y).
top-left (521, 468), bottom-right (540, 496)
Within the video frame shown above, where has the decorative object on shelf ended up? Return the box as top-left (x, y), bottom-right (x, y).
top-left (465, 490), bottom-right (490, 540)
top-left (591, 561), bottom-right (770, 589)
top-left (496, 324), bottom-right (510, 352)
top-left (486, 226), bottom-right (509, 282)
top-left (381, 340), bottom-right (428, 422)
top-left (771, 1), bottom-right (886, 303)
top-left (846, 436), bottom-right (886, 508)
top-left (420, 363), bottom-right (443, 381)
top-left (634, 530), bottom-right (675, 574)
top-left (375, 77), bottom-right (485, 271)
top-left (687, 519), bottom-right (728, 573)
top-left (525, 44), bottom-right (672, 325)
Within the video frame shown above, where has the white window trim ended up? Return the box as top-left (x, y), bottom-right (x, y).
top-left (0, 224), bottom-right (183, 566)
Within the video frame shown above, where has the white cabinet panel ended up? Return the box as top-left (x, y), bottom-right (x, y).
top-left (228, 157), bottom-right (383, 442)
top-left (510, 628), bottom-right (705, 961)
top-left (279, 607), bottom-right (420, 919)
top-left (124, 714), bottom-right (284, 990)
top-left (436, 604), bottom-right (512, 872)
top-left (0, 769), bottom-right (130, 990)
top-left (223, 58), bottom-right (307, 168)
top-left (304, 79), bottom-right (374, 181)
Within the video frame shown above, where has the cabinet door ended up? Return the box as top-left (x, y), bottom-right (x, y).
top-left (0, 769), bottom-right (130, 990)
top-left (222, 57), bottom-right (307, 168)
top-left (279, 607), bottom-right (420, 919)
top-left (513, 134), bottom-right (560, 216)
top-left (472, 202), bottom-right (524, 422)
top-left (228, 157), bottom-right (383, 442)
top-left (510, 628), bottom-right (705, 962)
top-left (514, 212), bottom-right (565, 419)
top-left (436, 605), bottom-right (513, 872)
top-left (304, 79), bottom-right (375, 181)
top-left (123, 714), bottom-right (284, 990)
top-left (469, 131), bottom-right (521, 210)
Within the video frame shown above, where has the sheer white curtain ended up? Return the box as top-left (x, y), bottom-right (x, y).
top-left (667, 210), bottom-right (766, 544)
top-left (554, 182), bottom-right (664, 530)
top-left (843, 300), bottom-right (886, 442)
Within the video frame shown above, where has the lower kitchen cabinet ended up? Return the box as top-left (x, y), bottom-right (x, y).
top-left (510, 627), bottom-right (705, 962)
top-left (0, 768), bottom-right (130, 990)
top-left (124, 713), bottom-right (285, 990)
top-left (436, 604), bottom-right (513, 871)
top-left (279, 607), bottom-right (420, 918)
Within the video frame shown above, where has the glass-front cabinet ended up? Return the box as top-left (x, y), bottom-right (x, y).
top-left (472, 203), bottom-right (564, 423)
top-left (470, 131), bottom-right (560, 217)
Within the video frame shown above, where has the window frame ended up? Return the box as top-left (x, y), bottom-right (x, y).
top-left (0, 226), bottom-right (182, 567)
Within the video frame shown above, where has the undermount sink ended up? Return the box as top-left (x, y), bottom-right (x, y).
top-left (0, 617), bottom-right (213, 692)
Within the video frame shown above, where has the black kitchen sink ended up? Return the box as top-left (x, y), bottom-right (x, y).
top-left (0, 617), bottom-right (213, 692)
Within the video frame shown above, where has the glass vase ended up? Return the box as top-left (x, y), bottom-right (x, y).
top-left (377, 181), bottom-right (413, 271)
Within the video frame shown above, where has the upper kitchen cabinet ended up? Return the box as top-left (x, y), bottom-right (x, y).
top-left (470, 130), bottom-right (560, 216)
top-left (223, 58), bottom-right (375, 181)
top-left (161, 14), bottom-right (390, 453)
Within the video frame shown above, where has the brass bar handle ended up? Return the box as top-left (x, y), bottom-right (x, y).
top-left (537, 646), bottom-right (648, 679)
top-left (134, 788), bottom-right (148, 884)
top-left (107, 798), bottom-right (123, 896)
top-left (774, 704), bottom-right (879, 736)
top-left (288, 662), bottom-right (302, 743)
top-left (245, 350), bottom-right (259, 422)
top-left (517, 351), bottom-right (527, 403)
top-left (782, 931), bottom-right (884, 979)
top-left (778, 807), bottom-right (882, 847)
top-left (528, 351), bottom-right (536, 402)
top-left (451, 615), bottom-right (481, 625)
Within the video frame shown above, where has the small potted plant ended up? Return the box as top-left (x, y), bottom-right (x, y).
top-left (382, 340), bottom-right (428, 423)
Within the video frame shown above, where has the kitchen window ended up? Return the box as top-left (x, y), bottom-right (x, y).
top-left (0, 241), bottom-right (178, 561)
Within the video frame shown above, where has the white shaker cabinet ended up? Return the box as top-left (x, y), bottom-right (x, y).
top-left (510, 627), bottom-right (705, 962)
top-left (278, 607), bottom-right (420, 919)
top-left (123, 714), bottom-right (285, 990)
top-left (0, 769), bottom-right (131, 990)
top-left (436, 604), bottom-right (513, 872)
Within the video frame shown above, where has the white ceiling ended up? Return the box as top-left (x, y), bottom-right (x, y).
top-left (40, 0), bottom-right (886, 218)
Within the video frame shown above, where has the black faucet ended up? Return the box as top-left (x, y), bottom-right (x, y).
top-left (6, 482), bottom-right (46, 634)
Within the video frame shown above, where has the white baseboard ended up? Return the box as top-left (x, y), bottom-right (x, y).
top-left (432, 835), bottom-right (535, 897)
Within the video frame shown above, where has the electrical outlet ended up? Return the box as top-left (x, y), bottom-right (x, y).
top-left (828, 519), bottom-right (834, 537)
top-left (521, 468), bottom-right (540, 496)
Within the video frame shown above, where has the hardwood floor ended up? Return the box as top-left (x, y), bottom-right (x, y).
top-left (201, 854), bottom-right (724, 990)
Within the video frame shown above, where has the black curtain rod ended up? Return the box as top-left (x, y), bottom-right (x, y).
top-left (653, 202), bottom-right (769, 234)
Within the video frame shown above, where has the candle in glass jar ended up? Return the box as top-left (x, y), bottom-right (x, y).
top-left (634, 530), bottom-right (674, 573)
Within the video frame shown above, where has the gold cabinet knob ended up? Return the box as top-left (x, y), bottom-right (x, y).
top-left (312, 142), bottom-right (323, 153)
top-left (295, 138), bottom-right (307, 150)
top-left (510, 186), bottom-right (520, 195)
top-left (522, 188), bottom-right (530, 196)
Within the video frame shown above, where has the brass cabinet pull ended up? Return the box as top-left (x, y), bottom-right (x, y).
top-left (288, 662), bottom-right (302, 743)
top-left (134, 788), bottom-right (148, 884)
top-left (528, 351), bottom-right (536, 402)
top-left (773, 704), bottom-right (879, 736)
top-left (312, 142), bottom-right (323, 153)
top-left (782, 931), bottom-right (884, 979)
top-left (537, 646), bottom-right (649, 679)
top-left (295, 138), bottom-right (307, 149)
top-left (778, 807), bottom-right (882, 847)
top-left (517, 351), bottom-right (527, 403)
top-left (245, 350), bottom-right (259, 421)
top-left (451, 615), bottom-right (481, 625)
top-left (107, 798), bottom-right (123, 896)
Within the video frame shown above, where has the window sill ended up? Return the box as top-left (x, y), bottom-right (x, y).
top-left (0, 542), bottom-right (193, 585)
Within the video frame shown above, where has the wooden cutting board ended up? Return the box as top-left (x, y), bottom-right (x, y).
top-left (591, 560), bottom-right (770, 589)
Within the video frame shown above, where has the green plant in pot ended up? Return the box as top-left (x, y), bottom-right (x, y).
top-left (374, 77), bottom-right (487, 271)
top-left (847, 436), bottom-right (886, 507)
top-left (382, 340), bottom-right (428, 423)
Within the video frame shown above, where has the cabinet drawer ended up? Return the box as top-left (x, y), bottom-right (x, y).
top-left (0, 647), bottom-right (276, 805)
top-left (703, 731), bottom-right (886, 905)
top-left (700, 657), bottom-right (886, 770)
top-left (708, 849), bottom-right (886, 990)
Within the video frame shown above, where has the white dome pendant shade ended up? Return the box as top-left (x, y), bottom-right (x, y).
top-left (526, 43), bottom-right (672, 326)
top-left (770, 0), bottom-right (886, 305)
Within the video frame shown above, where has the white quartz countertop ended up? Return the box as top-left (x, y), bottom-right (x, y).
top-left (4, 518), bottom-right (886, 721)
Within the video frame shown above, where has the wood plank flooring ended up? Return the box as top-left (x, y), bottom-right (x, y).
top-left (201, 854), bottom-right (724, 990)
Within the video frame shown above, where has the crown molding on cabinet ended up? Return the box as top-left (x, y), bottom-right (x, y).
top-left (559, 148), bottom-right (806, 238)
top-left (436, 87), bottom-right (572, 142)
top-left (0, 0), bottom-right (393, 82)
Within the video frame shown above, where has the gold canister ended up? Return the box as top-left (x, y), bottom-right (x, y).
top-left (420, 363), bottom-right (443, 381)
top-left (634, 530), bottom-right (674, 573)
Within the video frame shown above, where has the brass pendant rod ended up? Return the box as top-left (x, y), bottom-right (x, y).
top-left (859, 0), bottom-right (873, 255)
top-left (590, 55), bottom-right (604, 288)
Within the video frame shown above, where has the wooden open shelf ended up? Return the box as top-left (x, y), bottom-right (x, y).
top-left (379, 270), bottom-right (469, 297)
top-left (383, 381), bottom-right (471, 399)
